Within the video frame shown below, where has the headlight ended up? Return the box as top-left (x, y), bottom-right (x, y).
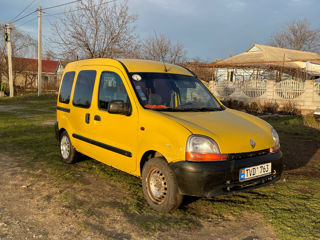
top-left (186, 135), bottom-right (227, 161)
top-left (271, 128), bottom-right (280, 152)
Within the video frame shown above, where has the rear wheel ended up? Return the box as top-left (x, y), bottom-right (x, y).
top-left (142, 157), bottom-right (183, 212)
top-left (59, 131), bottom-right (78, 164)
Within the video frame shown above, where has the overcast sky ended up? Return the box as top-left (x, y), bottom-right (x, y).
top-left (0, 0), bottom-right (319, 61)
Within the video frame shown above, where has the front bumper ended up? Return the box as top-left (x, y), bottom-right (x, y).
top-left (170, 151), bottom-right (283, 198)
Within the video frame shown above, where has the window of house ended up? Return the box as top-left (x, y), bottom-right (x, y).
top-left (98, 71), bottom-right (129, 110)
top-left (72, 70), bottom-right (96, 108)
top-left (59, 72), bottom-right (75, 104)
top-left (229, 71), bottom-right (234, 82)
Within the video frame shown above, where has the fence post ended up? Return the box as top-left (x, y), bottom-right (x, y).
top-left (302, 80), bottom-right (317, 114)
top-left (265, 80), bottom-right (275, 100)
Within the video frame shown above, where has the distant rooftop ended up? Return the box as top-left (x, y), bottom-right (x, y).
top-left (10, 57), bottom-right (59, 73)
top-left (215, 44), bottom-right (320, 69)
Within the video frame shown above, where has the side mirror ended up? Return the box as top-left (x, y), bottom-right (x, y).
top-left (108, 100), bottom-right (131, 116)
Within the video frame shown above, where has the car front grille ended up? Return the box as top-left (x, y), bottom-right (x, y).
top-left (227, 149), bottom-right (270, 160)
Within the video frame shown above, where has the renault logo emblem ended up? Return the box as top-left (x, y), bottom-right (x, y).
top-left (250, 139), bottom-right (256, 149)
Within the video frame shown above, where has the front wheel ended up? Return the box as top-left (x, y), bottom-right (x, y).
top-left (142, 158), bottom-right (183, 212)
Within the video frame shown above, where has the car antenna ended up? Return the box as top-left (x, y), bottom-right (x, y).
top-left (154, 31), bottom-right (168, 72)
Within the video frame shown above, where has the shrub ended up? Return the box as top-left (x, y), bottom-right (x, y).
top-left (238, 101), bottom-right (245, 110)
top-left (263, 101), bottom-right (279, 114)
top-left (247, 101), bottom-right (262, 113)
top-left (0, 83), bottom-right (9, 96)
top-left (230, 100), bottom-right (239, 109)
top-left (281, 101), bottom-right (301, 115)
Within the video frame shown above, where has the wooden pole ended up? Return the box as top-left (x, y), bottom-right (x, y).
top-left (5, 24), bottom-right (14, 97)
top-left (37, 6), bottom-right (42, 96)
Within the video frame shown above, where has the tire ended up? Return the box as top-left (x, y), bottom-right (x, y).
top-left (142, 157), bottom-right (183, 212)
top-left (59, 131), bottom-right (78, 164)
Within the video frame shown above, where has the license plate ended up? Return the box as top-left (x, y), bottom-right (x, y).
top-left (239, 163), bottom-right (272, 182)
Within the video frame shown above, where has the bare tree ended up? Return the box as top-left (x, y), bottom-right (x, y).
top-left (50, 0), bottom-right (138, 60)
top-left (269, 20), bottom-right (320, 52)
top-left (0, 23), bottom-right (37, 91)
top-left (142, 33), bottom-right (187, 64)
top-left (0, 24), bottom-right (37, 58)
top-left (43, 50), bottom-right (57, 60)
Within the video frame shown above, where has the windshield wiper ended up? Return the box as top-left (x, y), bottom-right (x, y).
top-left (151, 107), bottom-right (187, 112)
top-left (180, 107), bottom-right (224, 112)
top-left (148, 107), bottom-right (225, 112)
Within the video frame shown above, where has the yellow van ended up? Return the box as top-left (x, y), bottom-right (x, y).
top-left (55, 58), bottom-right (282, 212)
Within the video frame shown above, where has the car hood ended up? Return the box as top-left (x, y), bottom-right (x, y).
top-left (161, 109), bottom-right (274, 153)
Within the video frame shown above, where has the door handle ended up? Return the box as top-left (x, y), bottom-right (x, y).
top-left (85, 113), bottom-right (90, 124)
top-left (94, 115), bottom-right (101, 121)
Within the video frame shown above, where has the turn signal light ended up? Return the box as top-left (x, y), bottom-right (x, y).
top-left (186, 152), bottom-right (228, 161)
top-left (270, 147), bottom-right (280, 153)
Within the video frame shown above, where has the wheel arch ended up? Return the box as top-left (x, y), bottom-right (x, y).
top-left (139, 150), bottom-right (167, 176)
top-left (58, 128), bottom-right (67, 140)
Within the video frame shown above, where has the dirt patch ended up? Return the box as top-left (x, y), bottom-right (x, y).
top-left (0, 105), bottom-right (24, 112)
top-left (0, 153), bottom-right (278, 240)
top-left (41, 119), bottom-right (56, 126)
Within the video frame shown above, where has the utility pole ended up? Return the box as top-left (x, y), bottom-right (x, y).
top-left (5, 24), bottom-right (14, 97)
top-left (37, 6), bottom-right (42, 96)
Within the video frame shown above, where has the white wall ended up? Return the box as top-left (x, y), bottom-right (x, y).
top-left (209, 79), bottom-right (320, 115)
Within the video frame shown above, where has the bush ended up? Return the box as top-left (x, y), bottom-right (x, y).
top-left (281, 101), bottom-right (301, 115)
top-left (238, 101), bottom-right (245, 110)
top-left (263, 101), bottom-right (279, 114)
top-left (0, 83), bottom-right (9, 96)
top-left (247, 101), bottom-right (262, 114)
top-left (222, 98), bottom-right (301, 116)
top-left (221, 99), bottom-right (235, 109)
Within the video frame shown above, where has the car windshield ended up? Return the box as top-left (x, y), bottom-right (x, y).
top-left (130, 72), bottom-right (223, 111)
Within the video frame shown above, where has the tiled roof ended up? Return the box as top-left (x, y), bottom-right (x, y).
top-left (11, 57), bottom-right (59, 73)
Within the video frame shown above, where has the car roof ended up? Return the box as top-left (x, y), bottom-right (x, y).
top-left (64, 58), bottom-right (193, 76)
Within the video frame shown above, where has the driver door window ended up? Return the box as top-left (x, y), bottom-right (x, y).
top-left (98, 71), bottom-right (130, 110)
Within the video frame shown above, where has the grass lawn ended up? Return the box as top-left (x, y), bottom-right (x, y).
top-left (0, 94), bottom-right (319, 239)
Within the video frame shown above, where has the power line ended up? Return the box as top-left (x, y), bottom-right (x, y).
top-left (42, 0), bottom-right (81, 10)
top-left (9, 0), bottom-right (81, 24)
top-left (9, 0), bottom-right (39, 23)
top-left (42, 0), bottom-right (117, 17)
top-left (42, 9), bottom-right (78, 17)
top-left (10, 10), bottom-right (38, 24)
top-left (11, 0), bottom-right (117, 28)
top-left (15, 16), bottom-right (38, 28)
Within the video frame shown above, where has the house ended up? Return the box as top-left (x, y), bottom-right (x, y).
top-left (0, 57), bottom-right (64, 90)
top-left (214, 44), bottom-right (320, 82)
top-left (210, 44), bottom-right (320, 115)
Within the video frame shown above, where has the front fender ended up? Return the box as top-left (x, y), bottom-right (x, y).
top-left (133, 109), bottom-right (191, 176)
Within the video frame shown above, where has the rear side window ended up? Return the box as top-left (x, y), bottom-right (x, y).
top-left (98, 71), bottom-right (129, 110)
top-left (72, 70), bottom-right (96, 108)
top-left (59, 72), bottom-right (75, 104)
